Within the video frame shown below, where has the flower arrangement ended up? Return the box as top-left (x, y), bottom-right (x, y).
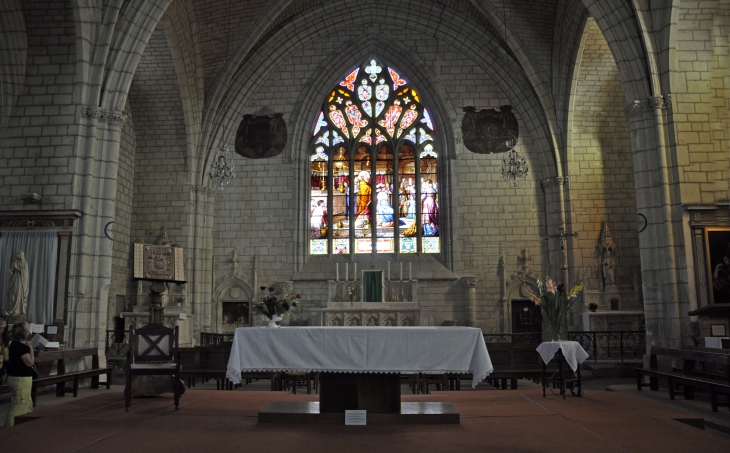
top-left (253, 286), bottom-right (301, 321)
top-left (524, 274), bottom-right (584, 341)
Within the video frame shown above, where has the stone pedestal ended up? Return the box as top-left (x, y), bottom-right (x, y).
top-left (462, 276), bottom-right (478, 327)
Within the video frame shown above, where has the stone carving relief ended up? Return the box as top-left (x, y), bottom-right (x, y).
top-left (235, 113), bottom-right (287, 159)
top-left (461, 105), bottom-right (518, 154)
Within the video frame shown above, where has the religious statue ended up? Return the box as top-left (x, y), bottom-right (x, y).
top-left (6, 251), bottom-right (29, 315)
top-left (602, 250), bottom-right (616, 287)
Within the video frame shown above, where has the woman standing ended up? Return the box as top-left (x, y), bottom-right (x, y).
top-left (0, 316), bottom-right (9, 385)
top-left (4, 321), bottom-right (35, 427)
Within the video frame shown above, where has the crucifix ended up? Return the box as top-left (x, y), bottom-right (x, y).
top-left (542, 222), bottom-right (578, 274)
top-left (517, 247), bottom-right (533, 274)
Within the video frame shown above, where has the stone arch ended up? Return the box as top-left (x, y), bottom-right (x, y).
top-left (199, 0), bottom-right (559, 189)
top-left (212, 273), bottom-right (254, 331)
top-left (502, 274), bottom-right (540, 335)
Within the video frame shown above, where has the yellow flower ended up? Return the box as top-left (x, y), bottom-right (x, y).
top-left (566, 280), bottom-right (584, 299)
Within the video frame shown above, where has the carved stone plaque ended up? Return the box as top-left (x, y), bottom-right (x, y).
top-left (235, 114), bottom-right (287, 159)
top-left (133, 243), bottom-right (186, 282)
top-left (461, 105), bottom-right (519, 154)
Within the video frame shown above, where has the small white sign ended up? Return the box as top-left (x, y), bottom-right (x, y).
top-left (30, 323), bottom-right (45, 334)
top-left (179, 313), bottom-right (187, 320)
top-left (345, 410), bottom-right (367, 425)
top-left (46, 325), bottom-right (58, 335)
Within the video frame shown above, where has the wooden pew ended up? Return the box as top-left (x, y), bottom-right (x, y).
top-left (0, 348), bottom-right (113, 407)
top-left (484, 342), bottom-right (542, 389)
top-left (636, 347), bottom-right (730, 412)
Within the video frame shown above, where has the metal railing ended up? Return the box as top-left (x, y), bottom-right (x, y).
top-left (200, 332), bottom-right (235, 347)
top-left (105, 329), bottom-right (129, 359)
top-left (567, 330), bottom-right (646, 362)
top-left (483, 332), bottom-right (542, 344)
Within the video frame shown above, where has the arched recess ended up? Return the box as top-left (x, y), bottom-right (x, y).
top-left (212, 272), bottom-right (254, 332)
top-left (565, 17), bottom-right (641, 309)
top-left (501, 274), bottom-right (540, 335)
top-left (199, 0), bottom-right (560, 191)
top-left (580, 0), bottom-right (654, 102)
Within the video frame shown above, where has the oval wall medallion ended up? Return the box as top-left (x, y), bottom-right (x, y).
top-left (229, 287), bottom-right (242, 299)
top-left (461, 105), bottom-right (518, 154)
top-left (235, 113), bottom-right (287, 159)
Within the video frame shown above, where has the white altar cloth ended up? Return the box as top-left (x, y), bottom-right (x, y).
top-left (536, 341), bottom-right (589, 372)
top-left (226, 326), bottom-right (493, 388)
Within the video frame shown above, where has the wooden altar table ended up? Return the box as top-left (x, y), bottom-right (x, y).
top-left (226, 326), bottom-right (493, 424)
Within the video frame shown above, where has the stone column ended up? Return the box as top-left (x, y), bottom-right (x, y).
top-left (462, 276), bottom-right (479, 327)
top-left (624, 96), bottom-right (689, 351)
top-left (67, 107), bottom-right (127, 350)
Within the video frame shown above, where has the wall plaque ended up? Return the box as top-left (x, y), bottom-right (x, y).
top-left (461, 105), bottom-right (519, 154)
top-left (133, 243), bottom-right (186, 283)
top-left (235, 113), bottom-right (287, 159)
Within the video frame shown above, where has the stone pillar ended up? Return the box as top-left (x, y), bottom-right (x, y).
top-left (624, 96), bottom-right (689, 350)
top-left (67, 107), bottom-right (127, 350)
top-left (462, 276), bottom-right (479, 327)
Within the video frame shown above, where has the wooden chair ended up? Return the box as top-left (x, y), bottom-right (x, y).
top-left (124, 323), bottom-right (182, 411)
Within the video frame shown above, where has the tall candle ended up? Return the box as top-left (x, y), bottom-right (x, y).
top-left (400, 262), bottom-right (403, 282)
top-left (345, 263), bottom-right (348, 282)
top-left (336, 263), bottom-right (339, 282)
top-left (354, 263), bottom-right (357, 281)
top-left (387, 261), bottom-right (391, 281)
top-left (409, 262), bottom-right (412, 281)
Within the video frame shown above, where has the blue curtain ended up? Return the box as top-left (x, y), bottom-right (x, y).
top-left (0, 231), bottom-right (59, 324)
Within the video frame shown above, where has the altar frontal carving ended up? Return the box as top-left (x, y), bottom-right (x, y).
top-left (235, 113), bottom-right (287, 159)
top-left (461, 105), bottom-right (518, 154)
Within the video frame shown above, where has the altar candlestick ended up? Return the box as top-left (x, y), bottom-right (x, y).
top-left (354, 263), bottom-right (357, 281)
top-left (345, 263), bottom-right (348, 282)
top-left (387, 261), bottom-right (391, 281)
top-left (336, 263), bottom-right (339, 282)
top-left (400, 263), bottom-right (403, 282)
top-left (409, 262), bottom-right (412, 281)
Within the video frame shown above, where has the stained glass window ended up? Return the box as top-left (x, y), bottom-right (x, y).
top-left (310, 58), bottom-right (440, 255)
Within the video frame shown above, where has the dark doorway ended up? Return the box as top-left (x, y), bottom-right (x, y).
top-left (511, 299), bottom-right (542, 334)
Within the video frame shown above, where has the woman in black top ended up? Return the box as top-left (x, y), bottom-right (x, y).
top-left (4, 321), bottom-right (35, 427)
top-left (0, 316), bottom-right (8, 385)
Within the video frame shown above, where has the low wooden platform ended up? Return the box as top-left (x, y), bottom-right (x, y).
top-left (258, 401), bottom-right (460, 425)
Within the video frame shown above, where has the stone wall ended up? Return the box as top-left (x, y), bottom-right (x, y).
top-left (675, 0), bottom-right (730, 205)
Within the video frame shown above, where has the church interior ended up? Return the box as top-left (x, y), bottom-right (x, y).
top-left (1, 0), bottom-right (730, 446)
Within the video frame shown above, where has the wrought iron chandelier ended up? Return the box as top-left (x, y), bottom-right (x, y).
top-left (209, 145), bottom-right (235, 189)
top-left (501, 139), bottom-right (528, 187)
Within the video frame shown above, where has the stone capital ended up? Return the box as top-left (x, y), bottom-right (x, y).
top-left (461, 276), bottom-right (479, 288)
top-left (192, 185), bottom-right (219, 198)
top-left (540, 176), bottom-right (568, 190)
top-left (81, 106), bottom-right (127, 126)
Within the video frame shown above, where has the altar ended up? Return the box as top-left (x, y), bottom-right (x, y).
top-left (226, 326), bottom-right (493, 424)
top-left (308, 267), bottom-right (435, 326)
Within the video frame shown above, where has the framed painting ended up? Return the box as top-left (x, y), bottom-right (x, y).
top-left (704, 227), bottom-right (730, 304)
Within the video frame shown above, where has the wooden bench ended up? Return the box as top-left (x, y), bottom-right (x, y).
top-left (484, 342), bottom-right (543, 389)
top-left (1, 348), bottom-right (112, 406)
top-left (636, 346), bottom-right (730, 412)
top-left (180, 346), bottom-right (231, 389)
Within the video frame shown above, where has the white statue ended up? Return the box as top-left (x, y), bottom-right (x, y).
top-left (602, 250), bottom-right (616, 287)
top-left (7, 251), bottom-right (29, 315)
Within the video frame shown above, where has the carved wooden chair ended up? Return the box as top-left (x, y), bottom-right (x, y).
top-left (124, 323), bottom-right (182, 411)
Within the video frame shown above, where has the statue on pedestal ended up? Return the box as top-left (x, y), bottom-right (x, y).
top-left (6, 251), bottom-right (29, 317)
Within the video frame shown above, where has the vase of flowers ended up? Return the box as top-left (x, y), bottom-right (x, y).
top-left (253, 286), bottom-right (301, 328)
top-left (525, 274), bottom-right (584, 342)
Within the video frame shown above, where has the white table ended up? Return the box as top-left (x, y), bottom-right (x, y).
top-left (536, 341), bottom-right (589, 398)
top-left (226, 326), bottom-right (492, 420)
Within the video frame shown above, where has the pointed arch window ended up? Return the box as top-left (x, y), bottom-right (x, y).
top-left (309, 59), bottom-right (440, 255)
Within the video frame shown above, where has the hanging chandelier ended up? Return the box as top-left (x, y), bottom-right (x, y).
top-left (501, 139), bottom-right (528, 187)
top-left (209, 145), bottom-right (235, 189)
